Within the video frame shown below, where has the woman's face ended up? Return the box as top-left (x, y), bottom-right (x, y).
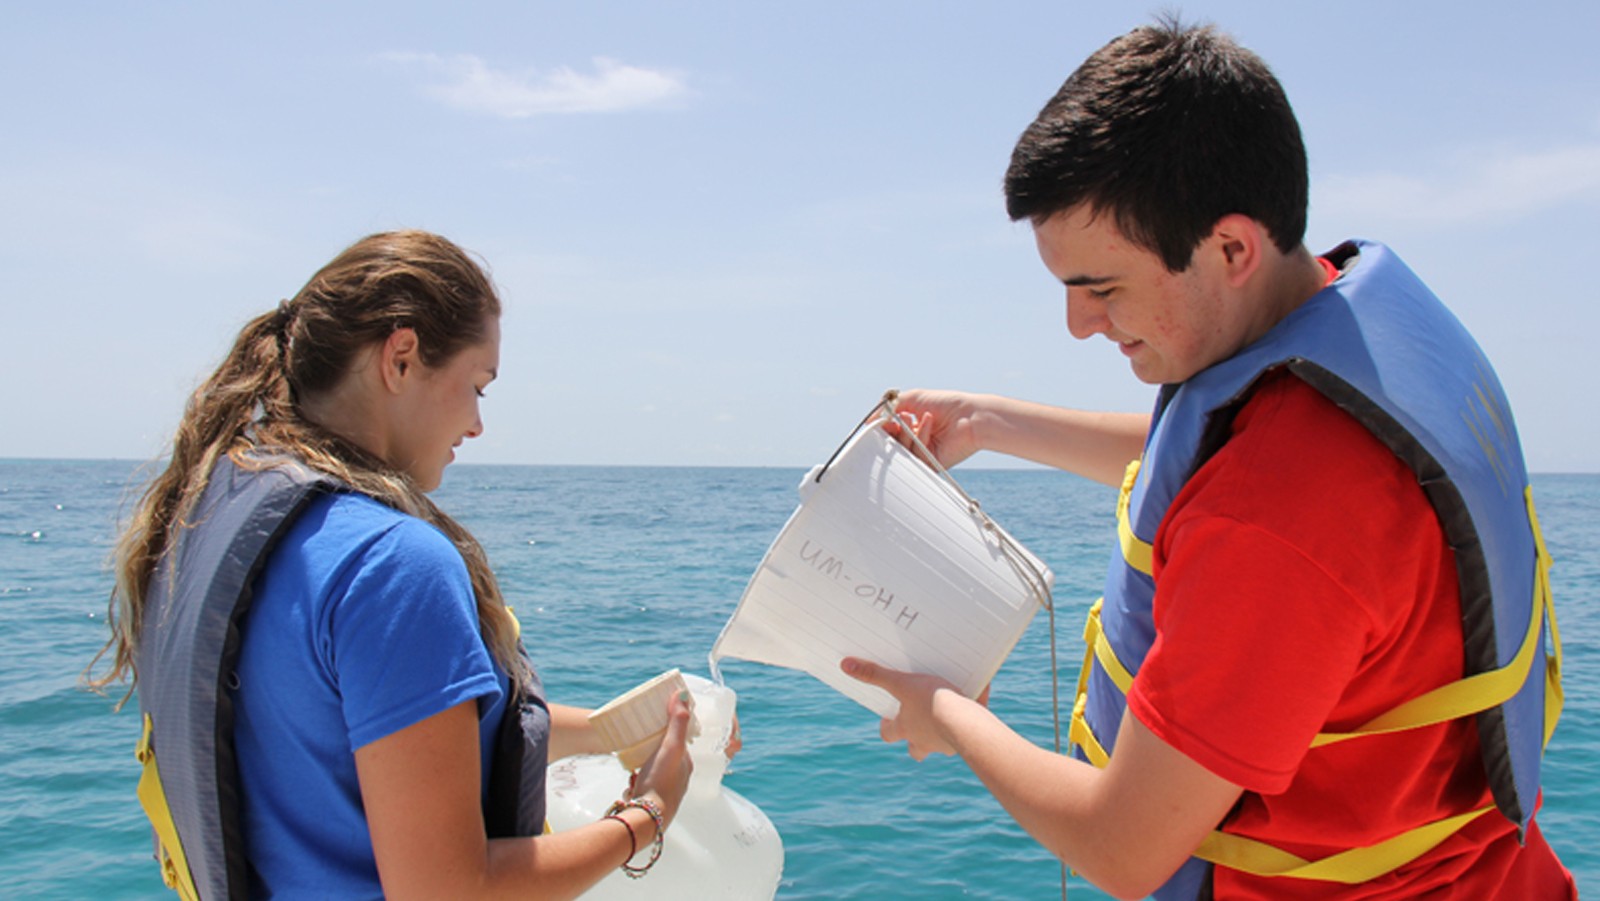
top-left (389, 316), bottom-right (500, 491)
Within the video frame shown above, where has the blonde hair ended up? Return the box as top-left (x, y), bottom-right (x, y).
top-left (90, 230), bottom-right (530, 697)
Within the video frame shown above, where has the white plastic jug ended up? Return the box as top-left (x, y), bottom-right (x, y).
top-left (544, 673), bottom-right (783, 899)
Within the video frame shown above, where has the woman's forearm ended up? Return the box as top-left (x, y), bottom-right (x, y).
top-left (547, 703), bottom-right (606, 761)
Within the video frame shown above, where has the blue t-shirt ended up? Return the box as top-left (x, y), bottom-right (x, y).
top-left (233, 492), bottom-right (508, 899)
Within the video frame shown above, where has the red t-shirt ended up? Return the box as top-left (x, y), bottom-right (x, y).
top-left (1125, 370), bottom-right (1574, 899)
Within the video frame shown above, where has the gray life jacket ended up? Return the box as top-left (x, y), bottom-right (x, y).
top-left (133, 454), bottom-right (549, 900)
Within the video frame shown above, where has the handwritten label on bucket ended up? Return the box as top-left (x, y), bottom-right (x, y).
top-left (710, 419), bottom-right (1052, 719)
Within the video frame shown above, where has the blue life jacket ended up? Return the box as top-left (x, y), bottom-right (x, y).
top-left (132, 454), bottom-right (550, 900)
top-left (1069, 241), bottom-right (1562, 898)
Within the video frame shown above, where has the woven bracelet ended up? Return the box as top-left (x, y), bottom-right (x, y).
top-left (604, 797), bottom-right (665, 878)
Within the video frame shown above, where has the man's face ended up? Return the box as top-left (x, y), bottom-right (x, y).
top-left (1033, 205), bottom-right (1248, 385)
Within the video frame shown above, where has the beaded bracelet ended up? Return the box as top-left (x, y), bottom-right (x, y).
top-left (603, 797), bottom-right (666, 878)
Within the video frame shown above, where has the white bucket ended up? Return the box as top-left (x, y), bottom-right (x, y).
top-left (709, 416), bottom-right (1052, 718)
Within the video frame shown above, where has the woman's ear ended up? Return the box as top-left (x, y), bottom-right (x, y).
top-left (378, 327), bottom-right (421, 393)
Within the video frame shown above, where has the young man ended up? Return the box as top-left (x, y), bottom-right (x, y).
top-left (842, 19), bottom-right (1573, 900)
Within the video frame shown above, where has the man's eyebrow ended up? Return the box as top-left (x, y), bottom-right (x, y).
top-left (1061, 274), bottom-right (1115, 287)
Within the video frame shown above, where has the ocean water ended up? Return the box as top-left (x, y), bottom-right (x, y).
top-left (0, 458), bottom-right (1593, 900)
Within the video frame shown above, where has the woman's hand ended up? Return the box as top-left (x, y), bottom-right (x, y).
top-left (628, 692), bottom-right (695, 827)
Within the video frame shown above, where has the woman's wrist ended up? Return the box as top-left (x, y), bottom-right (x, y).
top-left (616, 802), bottom-right (660, 846)
top-left (603, 797), bottom-right (665, 878)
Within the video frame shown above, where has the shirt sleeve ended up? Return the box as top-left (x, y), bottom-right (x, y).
top-left (322, 516), bottom-right (503, 751)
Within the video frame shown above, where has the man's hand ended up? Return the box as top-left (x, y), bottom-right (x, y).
top-left (884, 389), bottom-right (989, 470)
top-left (841, 657), bottom-right (986, 760)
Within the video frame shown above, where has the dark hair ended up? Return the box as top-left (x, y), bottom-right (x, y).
top-left (92, 230), bottom-right (530, 698)
top-left (1004, 17), bottom-right (1308, 271)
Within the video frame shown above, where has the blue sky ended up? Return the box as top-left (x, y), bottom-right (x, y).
top-left (4, 1), bottom-right (1597, 472)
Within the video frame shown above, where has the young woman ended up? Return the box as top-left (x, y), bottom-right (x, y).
top-left (92, 230), bottom-right (693, 900)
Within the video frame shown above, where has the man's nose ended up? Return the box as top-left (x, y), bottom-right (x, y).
top-left (1066, 290), bottom-right (1107, 340)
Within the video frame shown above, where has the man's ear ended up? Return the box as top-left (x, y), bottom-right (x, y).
top-left (1208, 214), bottom-right (1266, 288)
top-left (378, 327), bottom-right (421, 393)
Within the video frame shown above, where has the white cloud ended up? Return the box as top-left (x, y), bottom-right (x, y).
top-left (1316, 142), bottom-right (1600, 227)
top-left (384, 53), bottom-right (688, 117)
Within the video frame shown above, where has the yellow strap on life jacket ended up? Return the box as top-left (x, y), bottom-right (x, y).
top-left (1193, 804), bottom-right (1499, 884)
top-left (1080, 478), bottom-right (1565, 884)
top-left (135, 714), bottom-right (201, 901)
top-left (1069, 691), bottom-right (1110, 768)
top-left (1066, 600), bottom-right (1121, 769)
top-left (1527, 487), bottom-right (1566, 747)
top-left (1089, 607), bottom-right (1135, 696)
top-left (1116, 460), bottom-right (1153, 577)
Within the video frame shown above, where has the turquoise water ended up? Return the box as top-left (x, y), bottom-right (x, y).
top-left (0, 459), bottom-right (1593, 899)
